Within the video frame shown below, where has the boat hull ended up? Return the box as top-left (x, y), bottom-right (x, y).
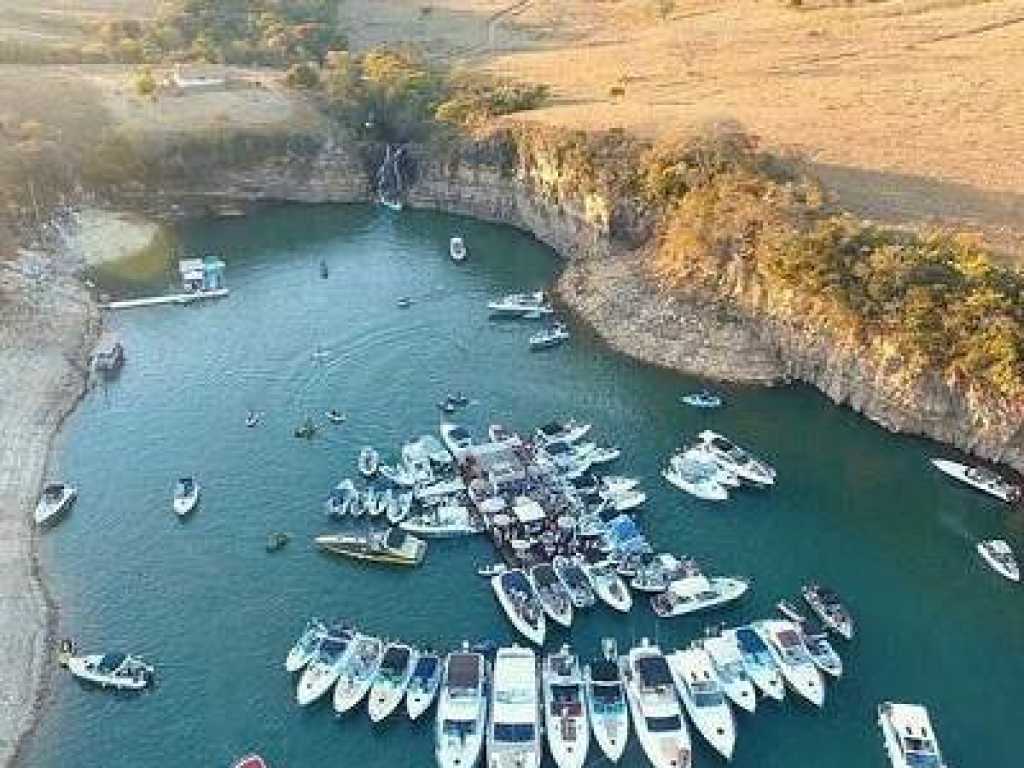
top-left (490, 575), bottom-right (546, 646)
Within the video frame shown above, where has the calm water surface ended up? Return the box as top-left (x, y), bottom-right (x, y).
top-left (32, 204), bottom-right (1021, 768)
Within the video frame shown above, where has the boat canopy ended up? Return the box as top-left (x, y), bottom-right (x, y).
top-left (381, 645), bottom-right (410, 671)
top-left (448, 653), bottom-right (480, 688)
top-left (412, 655), bottom-right (438, 679)
top-left (590, 659), bottom-right (620, 683)
top-left (98, 653), bottom-right (127, 672)
top-left (635, 655), bottom-right (673, 689)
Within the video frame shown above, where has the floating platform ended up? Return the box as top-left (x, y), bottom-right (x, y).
top-left (102, 288), bottom-right (230, 311)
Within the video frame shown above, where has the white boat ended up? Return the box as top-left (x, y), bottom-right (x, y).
top-left (285, 617), bottom-right (327, 673)
top-left (66, 652), bottom-right (154, 691)
top-left (415, 476), bottom-right (467, 502)
top-left (651, 575), bottom-right (749, 618)
top-left (296, 628), bottom-right (355, 706)
top-left (700, 633), bottom-right (757, 714)
top-left (680, 390), bottom-right (723, 409)
top-left (878, 701), bottom-right (948, 768)
top-left (358, 447), bottom-right (380, 478)
top-left (401, 439), bottom-right (437, 485)
top-left (326, 479), bottom-right (358, 518)
top-left (407, 652), bottom-right (442, 720)
top-left (585, 446), bottom-right (621, 465)
top-left (619, 639), bottom-right (692, 768)
top-left (436, 649), bottom-right (488, 768)
top-left (333, 634), bottom-right (384, 714)
top-left (584, 561), bottom-right (633, 613)
top-left (931, 457), bottom-right (1020, 502)
top-left (535, 420), bottom-right (592, 446)
top-left (668, 648), bottom-right (736, 760)
top-left (601, 487), bottom-right (646, 512)
top-left (487, 291), bottom-right (553, 317)
top-left (630, 554), bottom-right (698, 593)
top-left (387, 491), bottom-right (411, 525)
top-left (491, 569), bottom-right (546, 646)
top-left (440, 422), bottom-right (473, 462)
top-left (801, 583), bottom-right (855, 640)
top-left (538, 441), bottom-right (594, 480)
top-left (529, 323), bottom-right (570, 351)
top-left (697, 430), bottom-right (776, 486)
top-left (529, 563), bottom-right (574, 628)
top-left (553, 556), bottom-right (596, 609)
top-left (325, 409), bottom-right (346, 424)
top-left (401, 504), bottom-right (481, 538)
top-left (976, 538), bottom-right (1021, 582)
top-left (34, 482), bottom-right (77, 526)
top-left (368, 643), bottom-right (418, 722)
top-left (584, 639), bottom-right (629, 763)
top-left (728, 626), bottom-right (785, 702)
top-left (173, 476), bottom-right (200, 517)
top-left (803, 633), bottom-right (843, 678)
top-left (755, 620), bottom-right (824, 707)
top-left (488, 646), bottom-right (542, 768)
top-left (601, 475), bottom-right (640, 494)
top-left (662, 455), bottom-right (729, 501)
top-left (450, 236), bottom-right (467, 262)
top-left (543, 646), bottom-right (590, 768)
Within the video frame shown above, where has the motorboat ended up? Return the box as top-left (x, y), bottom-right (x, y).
top-left (538, 441), bottom-right (593, 480)
top-left (662, 454), bottom-right (729, 501)
top-left (487, 646), bottom-right (542, 768)
top-left (491, 569), bottom-right (546, 646)
top-left (930, 457), bottom-right (1020, 502)
top-left (314, 528), bottom-right (427, 567)
top-left (529, 563), bottom-right (574, 628)
top-left (350, 488), bottom-right (367, 518)
top-left (285, 617), bottom-right (327, 673)
top-left (878, 701), bottom-right (948, 768)
top-left (696, 430), bottom-right (776, 486)
top-left (728, 626), bottom-right (785, 702)
top-left (619, 639), bottom-right (692, 768)
top-left (401, 439), bottom-right (438, 484)
top-left (585, 446), bottom-right (621, 466)
top-left (700, 632), bottom-right (757, 714)
top-left (400, 504), bottom-right (482, 538)
top-left (680, 390), bottom-right (723, 409)
top-left (803, 633), bottom-right (843, 678)
top-left (386, 491), bottom-right (412, 525)
top-left (326, 479), bottom-right (357, 518)
top-left (34, 482), bottom-right (77, 526)
top-left (630, 554), bottom-right (698, 594)
top-left (584, 639), bottom-right (629, 763)
top-left (584, 561), bottom-right (633, 613)
top-left (450, 236), bottom-right (467, 262)
top-left (801, 583), bottom-right (855, 640)
top-left (487, 291), bottom-right (553, 317)
top-left (553, 556), bottom-right (596, 609)
top-left (415, 476), bottom-right (467, 503)
top-left (333, 634), bottom-right (384, 714)
top-left (265, 531), bottom-right (290, 552)
top-left (173, 476), bottom-right (200, 517)
top-left (543, 646), bottom-right (590, 768)
top-left (535, 420), bottom-right (592, 446)
top-left (682, 444), bottom-right (741, 487)
top-left (358, 446), bottom-right (380, 478)
top-left (651, 575), bottom-right (749, 618)
top-left (325, 409), bottom-right (346, 424)
top-left (293, 417), bottom-right (318, 439)
top-left (397, 296), bottom-right (412, 309)
top-left (976, 539), bottom-right (1020, 582)
top-left (296, 627), bottom-right (354, 706)
top-left (66, 652), bottom-right (153, 691)
top-left (529, 323), bottom-right (570, 351)
top-left (406, 652), bottom-right (442, 720)
top-left (601, 475), bottom-right (640, 494)
top-left (776, 598), bottom-right (807, 625)
top-left (755, 620), bottom-right (824, 707)
top-left (245, 411), bottom-right (262, 428)
top-left (368, 643), bottom-right (418, 722)
top-left (232, 755), bottom-right (268, 768)
top-left (600, 487), bottom-right (646, 513)
top-left (440, 422), bottom-right (474, 462)
top-left (436, 648), bottom-right (488, 768)
top-left (668, 648), bottom-right (736, 760)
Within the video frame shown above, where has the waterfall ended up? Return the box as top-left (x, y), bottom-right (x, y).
top-left (376, 144), bottom-right (405, 211)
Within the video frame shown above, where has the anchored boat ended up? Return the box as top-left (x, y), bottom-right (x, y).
top-left (584, 639), bottom-right (629, 763)
top-left (878, 701), bottom-right (948, 768)
top-left (755, 620), bottom-right (825, 707)
top-left (930, 458), bottom-right (1020, 502)
top-left (801, 583), bottom-right (855, 640)
top-left (700, 632), bottom-right (757, 714)
top-left (333, 634), bottom-right (384, 714)
top-left (314, 528), bottom-right (426, 567)
top-left (491, 569), bottom-right (546, 646)
top-left (976, 539), bottom-right (1020, 582)
top-left (435, 648), bottom-right (488, 768)
top-left (34, 482), bottom-right (77, 526)
top-left (543, 646), bottom-right (590, 768)
top-left (66, 652), bottom-right (154, 691)
top-left (406, 652), bottom-right (442, 720)
top-left (487, 646), bottom-right (542, 768)
top-left (668, 647), bottom-right (736, 760)
top-left (620, 639), bottom-right (692, 768)
top-left (368, 643), bottom-right (418, 722)
top-left (173, 476), bottom-right (199, 517)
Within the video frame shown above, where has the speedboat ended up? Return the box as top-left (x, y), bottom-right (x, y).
top-left (803, 633), bottom-right (843, 678)
top-left (696, 430), bottom-right (776, 486)
top-left (668, 648), bottom-right (736, 760)
top-left (326, 479), bottom-right (358, 518)
top-left (728, 626), bottom-right (785, 702)
top-left (976, 539), bottom-right (1020, 582)
top-left (584, 561), bottom-right (632, 613)
top-left (630, 554), bottom-right (697, 594)
top-left (553, 556), bottom-right (596, 609)
top-left (66, 652), bottom-right (154, 691)
top-left (601, 475), bottom-right (640, 494)
top-left (801, 583), bottom-right (855, 640)
top-left (325, 409), bottom-right (346, 424)
top-left (529, 563), bottom-right (574, 628)
top-left (450, 236), bottom-right (467, 262)
top-left (406, 652), bottom-right (442, 720)
top-left (651, 574), bottom-right (749, 618)
top-left (662, 454), bottom-right (729, 501)
top-left (619, 639), bottom-right (692, 768)
top-left (930, 457), bottom-right (1020, 502)
top-left (585, 446), bottom-right (621, 466)
top-left (34, 482), bottom-right (77, 526)
top-left (296, 627), bottom-right (354, 706)
top-left (285, 617), bottom-right (327, 673)
top-left (543, 646), bottom-right (590, 768)
top-left (368, 643), bottom-right (418, 722)
top-left (535, 420), bottom-right (592, 446)
top-left (755, 620), bottom-right (824, 707)
top-left (700, 632), bottom-right (757, 714)
top-left (600, 487), bottom-right (646, 512)
top-left (436, 648), bottom-right (488, 768)
top-left (487, 645), bottom-right (542, 768)
top-left (491, 570), bottom-right (546, 646)
top-left (245, 411), bottom-right (262, 428)
top-left (680, 390), bottom-right (723, 409)
top-left (333, 634), bottom-right (384, 714)
top-left (314, 528), bottom-right (427, 567)
top-left (358, 447), bottom-right (380, 478)
top-left (440, 422), bottom-right (473, 462)
top-left (584, 639), bottom-right (629, 763)
top-left (529, 323), bottom-right (570, 351)
top-left (776, 599), bottom-right (808, 625)
top-left (232, 756), bottom-right (268, 768)
top-left (173, 476), bottom-right (200, 517)
top-left (878, 701), bottom-right (948, 768)
top-left (401, 504), bottom-right (481, 538)
top-left (487, 291), bottom-right (553, 317)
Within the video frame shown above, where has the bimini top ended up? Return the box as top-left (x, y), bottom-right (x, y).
top-left (635, 655), bottom-right (673, 689)
top-left (448, 653), bottom-right (481, 689)
top-left (412, 655), bottom-right (439, 679)
top-left (98, 653), bottom-right (127, 672)
top-left (590, 659), bottom-right (620, 683)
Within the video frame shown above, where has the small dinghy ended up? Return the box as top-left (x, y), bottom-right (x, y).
top-left (405, 651), bottom-right (442, 720)
top-left (584, 638), bottom-right (629, 763)
top-left (358, 446), bottom-right (380, 477)
top-left (34, 482), bottom-right (77, 527)
top-left (285, 618), bottom-right (327, 673)
top-left (232, 755), bottom-right (268, 768)
top-left (319, 259), bottom-right (329, 279)
top-left (803, 632), bottom-right (843, 678)
top-left (265, 531), bottom-right (290, 552)
top-left (976, 539), bottom-right (1020, 582)
top-left (449, 236), bottom-right (467, 262)
top-left (245, 411), bottom-right (263, 428)
top-left (396, 296), bottom-right (412, 309)
top-left (529, 322), bottom-right (570, 351)
top-left (66, 651), bottom-right (154, 691)
top-left (325, 409), bottom-right (346, 424)
top-left (801, 583), bottom-right (855, 640)
top-left (477, 563), bottom-right (507, 578)
top-left (680, 390), bottom-right (723, 409)
top-left (173, 477), bottom-right (199, 518)
top-left (293, 418), bottom-right (318, 440)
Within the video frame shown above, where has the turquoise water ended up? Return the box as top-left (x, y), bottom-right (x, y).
top-left (31, 204), bottom-right (1022, 768)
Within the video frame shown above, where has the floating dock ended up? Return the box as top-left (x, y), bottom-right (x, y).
top-left (102, 288), bottom-right (229, 311)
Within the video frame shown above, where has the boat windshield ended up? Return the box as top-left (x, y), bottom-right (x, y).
top-left (442, 718), bottom-right (476, 738)
top-left (645, 715), bottom-right (681, 733)
top-left (694, 689), bottom-right (724, 707)
top-left (493, 723), bottom-right (535, 742)
top-left (903, 741), bottom-right (940, 768)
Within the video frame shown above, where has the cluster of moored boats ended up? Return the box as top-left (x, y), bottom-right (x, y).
top-left (662, 430), bottom-right (776, 501)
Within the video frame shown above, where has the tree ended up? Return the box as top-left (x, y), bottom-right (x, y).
top-left (285, 62), bottom-right (319, 89)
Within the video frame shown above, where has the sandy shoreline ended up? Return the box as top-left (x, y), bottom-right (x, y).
top-left (0, 248), bottom-right (99, 768)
